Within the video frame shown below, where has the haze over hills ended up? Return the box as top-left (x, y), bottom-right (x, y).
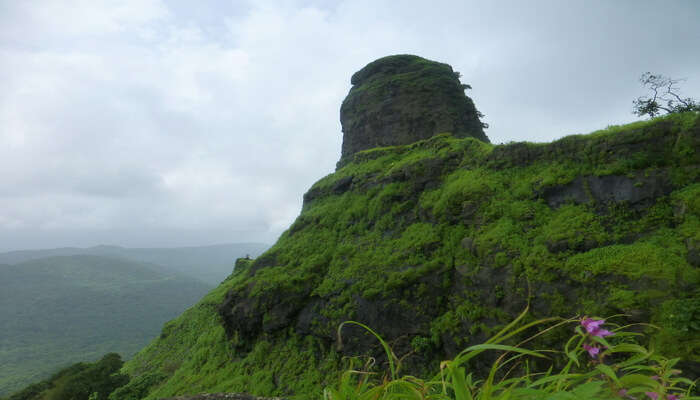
top-left (0, 243), bottom-right (269, 285)
top-left (0, 254), bottom-right (213, 396)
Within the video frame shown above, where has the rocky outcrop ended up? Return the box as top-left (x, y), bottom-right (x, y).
top-left (339, 55), bottom-right (489, 165)
top-left (217, 112), bottom-right (700, 379)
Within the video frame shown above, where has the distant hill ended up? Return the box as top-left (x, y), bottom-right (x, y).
top-left (0, 243), bottom-right (269, 285)
top-left (0, 255), bottom-right (213, 396)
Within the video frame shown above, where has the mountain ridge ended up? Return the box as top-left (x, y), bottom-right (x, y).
top-left (113, 110), bottom-right (699, 399)
top-left (0, 243), bottom-right (269, 285)
top-left (0, 254), bottom-right (214, 396)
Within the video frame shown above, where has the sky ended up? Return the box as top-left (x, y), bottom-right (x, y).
top-left (0, 0), bottom-right (698, 251)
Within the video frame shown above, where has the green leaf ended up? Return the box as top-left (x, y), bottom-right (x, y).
top-left (338, 321), bottom-right (398, 381)
top-left (571, 381), bottom-right (605, 398)
top-left (446, 364), bottom-right (472, 400)
top-left (618, 373), bottom-right (660, 389)
top-left (566, 351), bottom-right (580, 367)
top-left (595, 364), bottom-right (619, 385)
top-left (608, 343), bottom-right (649, 355)
top-left (528, 373), bottom-right (582, 389)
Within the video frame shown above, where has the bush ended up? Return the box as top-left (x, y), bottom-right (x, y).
top-left (325, 308), bottom-right (699, 399)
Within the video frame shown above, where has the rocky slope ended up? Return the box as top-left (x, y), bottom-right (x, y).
top-left (339, 54), bottom-right (488, 164)
top-left (112, 56), bottom-right (700, 400)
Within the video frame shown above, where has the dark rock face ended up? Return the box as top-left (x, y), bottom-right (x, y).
top-left (219, 282), bottom-right (313, 345)
top-left (542, 170), bottom-right (673, 210)
top-left (687, 239), bottom-right (700, 268)
top-left (339, 55), bottom-right (489, 164)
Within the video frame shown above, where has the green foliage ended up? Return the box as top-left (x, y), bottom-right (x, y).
top-left (4, 354), bottom-right (128, 400)
top-left (633, 72), bottom-right (700, 118)
top-left (540, 204), bottom-right (608, 249)
top-left (0, 255), bottom-right (212, 396)
top-left (563, 237), bottom-right (691, 281)
top-left (116, 113), bottom-right (700, 399)
top-left (325, 311), bottom-right (699, 400)
top-left (340, 54), bottom-right (489, 162)
top-left (107, 372), bottom-right (167, 400)
top-left (48, 353), bottom-right (129, 400)
top-left (112, 265), bottom-right (343, 400)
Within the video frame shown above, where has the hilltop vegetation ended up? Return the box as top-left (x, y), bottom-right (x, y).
top-left (111, 112), bottom-right (699, 399)
top-left (0, 255), bottom-right (212, 395)
top-left (2, 353), bottom-right (128, 400)
top-left (339, 54), bottom-right (488, 162)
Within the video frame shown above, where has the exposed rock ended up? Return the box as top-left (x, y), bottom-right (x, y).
top-left (542, 170), bottom-right (673, 209)
top-left (545, 238), bottom-right (599, 253)
top-left (687, 239), bottom-right (700, 268)
top-left (331, 176), bottom-right (354, 193)
top-left (122, 56), bottom-right (699, 399)
top-left (339, 55), bottom-right (488, 165)
top-left (460, 237), bottom-right (475, 253)
top-left (218, 282), bottom-right (313, 345)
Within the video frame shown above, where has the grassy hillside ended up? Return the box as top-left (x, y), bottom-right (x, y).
top-left (115, 113), bottom-right (699, 399)
top-left (0, 255), bottom-right (212, 395)
top-left (1, 353), bottom-right (129, 400)
top-left (0, 243), bottom-right (269, 285)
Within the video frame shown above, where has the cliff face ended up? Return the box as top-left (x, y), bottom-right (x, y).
top-left (115, 111), bottom-right (700, 400)
top-left (112, 54), bottom-right (700, 398)
top-left (339, 55), bottom-right (488, 164)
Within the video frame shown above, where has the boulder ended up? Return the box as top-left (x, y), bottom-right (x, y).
top-left (339, 55), bottom-right (488, 165)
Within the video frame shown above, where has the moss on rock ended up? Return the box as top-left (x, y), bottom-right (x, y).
top-left (339, 55), bottom-right (489, 165)
top-left (115, 112), bottom-right (700, 400)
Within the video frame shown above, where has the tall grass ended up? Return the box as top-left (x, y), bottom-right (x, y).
top-left (325, 307), bottom-right (698, 400)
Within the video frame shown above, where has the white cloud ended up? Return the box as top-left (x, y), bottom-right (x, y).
top-left (0, 0), bottom-right (699, 250)
top-left (4, 0), bottom-right (169, 38)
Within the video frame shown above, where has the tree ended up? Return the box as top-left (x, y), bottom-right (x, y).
top-left (633, 72), bottom-right (699, 118)
top-left (51, 353), bottom-right (128, 400)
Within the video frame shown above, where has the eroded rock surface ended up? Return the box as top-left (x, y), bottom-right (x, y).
top-left (339, 54), bottom-right (488, 164)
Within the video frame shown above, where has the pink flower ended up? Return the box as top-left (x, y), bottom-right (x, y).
top-left (583, 343), bottom-right (601, 358)
top-left (594, 328), bottom-right (613, 337)
top-left (645, 392), bottom-right (659, 400)
top-left (580, 317), bottom-right (614, 337)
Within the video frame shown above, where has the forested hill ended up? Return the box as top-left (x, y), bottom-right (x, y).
top-left (0, 243), bottom-right (269, 285)
top-left (0, 255), bottom-right (212, 395)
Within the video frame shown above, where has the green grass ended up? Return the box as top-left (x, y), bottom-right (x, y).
top-left (324, 309), bottom-right (700, 400)
top-left (110, 112), bottom-right (700, 399)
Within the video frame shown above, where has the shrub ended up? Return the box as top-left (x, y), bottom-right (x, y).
top-left (325, 307), bottom-right (698, 399)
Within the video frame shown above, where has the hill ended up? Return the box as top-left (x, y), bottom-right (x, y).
top-left (0, 243), bottom-right (269, 285)
top-left (112, 110), bottom-right (700, 399)
top-left (0, 255), bottom-right (213, 395)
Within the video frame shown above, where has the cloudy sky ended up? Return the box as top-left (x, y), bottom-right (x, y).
top-left (1, 0), bottom-right (698, 251)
